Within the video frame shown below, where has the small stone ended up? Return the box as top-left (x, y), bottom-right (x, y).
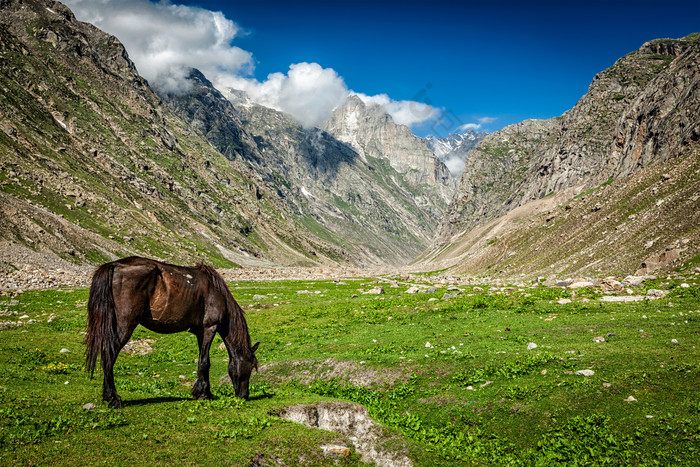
top-left (671, 339), bottom-right (678, 344)
top-left (593, 336), bottom-right (605, 343)
top-left (364, 286), bottom-right (385, 295)
top-left (624, 396), bottom-right (637, 402)
top-left (466, 386), bottom-right (474, 390)
top-left (82, 403), bottom-right (96, 410)
top-left (641, 334), bottom-right (652, 338)
top-left (575, 369), bottom-right (595, 376)
top-left (646, 415), bottom-right (654, 419)
top-left (60, 348), bottom-right (70, 353)
top-left (351, 294), bottom-right (358, 298)
top-left (602, 382), bottom-right (612, 387)
top-left (442, 293), bottom-right (452, 299)
top-left (252, 294), bottom-right (268, 300)
top-left (527, 342), bottom-right (538, 350)
top-left (404, 286), bottom-right (420, 294)
top-left (321, 445), bottom-right (350, 458)
top-left (541, 369), bottom-right (547, 375)
top-left (680, 283), bottom-right (690, 288)
top-left (606, 332), bottom-right (616, 338)
top-left (646, 289), bottom-right (667, 298)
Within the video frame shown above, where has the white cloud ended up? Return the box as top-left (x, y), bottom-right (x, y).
top-left (443, 154), bottom-right (467, 176)
top-left (352, 93), bottom-right (441, 127)
top-left (64, 0), bottom-right (252, 93)
top-left (458, 123), bottom-right (482, 131)
top-left (216, 63), bottom-right (349, 128)
top-left (456, 117), bottom-right (497, 132)
top-left (478, 116), bottom-right (498, 125)
top-left (64, 0), bottom-right (443, 129)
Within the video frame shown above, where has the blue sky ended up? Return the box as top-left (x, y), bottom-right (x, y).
top-left (66, 0), bottom-right (699, 137)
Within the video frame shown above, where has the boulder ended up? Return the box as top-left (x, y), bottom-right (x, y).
top-left (622, 275), bottom-right (656, 286)
top-left (363, 286), bottom-right (385, 295)
top-left (646, 289), bottom-right (667, 298)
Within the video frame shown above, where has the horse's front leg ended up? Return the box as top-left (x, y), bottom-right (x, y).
top-left (191, 325), bottom-right (216, 400)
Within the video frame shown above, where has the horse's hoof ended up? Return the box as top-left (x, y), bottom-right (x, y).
top-left (107, 396), bottom-right (123, 409)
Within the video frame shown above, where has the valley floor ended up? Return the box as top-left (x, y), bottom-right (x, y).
top-left (1, 272), bottom-right (698, 465)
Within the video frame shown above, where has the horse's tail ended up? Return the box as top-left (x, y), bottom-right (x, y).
top-left (85, 262), bottom-right (119, 377)
top-left (199, 264), bottom-right (251, 351)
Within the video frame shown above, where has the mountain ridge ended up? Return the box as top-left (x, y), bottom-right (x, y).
top-left (160, 70), bottom-right (454, 266)
top-left (0, 0), bottom-right (347, 270)
top-left (419, 33), bottom-right (700, 278)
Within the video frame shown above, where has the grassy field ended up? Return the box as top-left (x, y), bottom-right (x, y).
top-left (0, 274), bottom-right (698, 465)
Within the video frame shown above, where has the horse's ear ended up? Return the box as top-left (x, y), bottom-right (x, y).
top-left (251, 341), bottom-right (260, 353)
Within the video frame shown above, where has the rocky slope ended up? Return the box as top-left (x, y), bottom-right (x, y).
top-left (440, 34), bottom-right (699, 240)
top-left (162, 76), bottom-right (453, 265)
top-left (0, 0), bottom-right (346, 271)
top-left (421, 34), bottom-right (700, 277)
top-left (425, 129), bottom-right (487, 177)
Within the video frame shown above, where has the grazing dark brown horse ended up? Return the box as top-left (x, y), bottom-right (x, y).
top-left (85, 256), bottom-right (259, 408)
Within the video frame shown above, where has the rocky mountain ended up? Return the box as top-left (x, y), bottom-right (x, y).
top-left (0, 0), bottom-right (346, 271)
top-left (322, 95), bottom-right (454, 199)
top-left (161, 77), bottom-right (455, 265)
top-left (420, 34), bottom-right (700, 278)
top-left (440, 35), bottom-right (699, 239)
top-left (425, 129), bottom-right (487, 177)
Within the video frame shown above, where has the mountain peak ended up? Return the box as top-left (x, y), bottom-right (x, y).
top-left (323, 95), bottom-right (454, 194)
top-left (425, 130), bottom-right (487, 177)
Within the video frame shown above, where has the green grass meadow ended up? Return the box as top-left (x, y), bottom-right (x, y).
top-left (1, 276), bottom-right (699, 465)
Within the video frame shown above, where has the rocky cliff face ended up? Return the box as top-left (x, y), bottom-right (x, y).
top-left (322, 95), bottom-right (454, 200)
top-left (0, 0), bottom-right (345, 269)
top-left (440, 34), bottom-right (700, 241)
top-left (161, 79), bottom-right (451, 265)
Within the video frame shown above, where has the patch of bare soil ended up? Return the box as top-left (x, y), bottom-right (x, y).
top-left (248, 452), bottom-right (286, 467)
top-left (253, 358), bottom-right (409, 387)
top-left (276, 401), bottom-right (413, 467)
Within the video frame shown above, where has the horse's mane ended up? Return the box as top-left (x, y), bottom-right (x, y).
top-left (198, 263), bottom-right (252, 355)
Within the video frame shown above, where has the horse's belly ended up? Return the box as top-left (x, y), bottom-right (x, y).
top-left (140, 316), bottom-right (191, 334)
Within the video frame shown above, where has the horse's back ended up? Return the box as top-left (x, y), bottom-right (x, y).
top-left (100, 256), bottom-right (219, 333)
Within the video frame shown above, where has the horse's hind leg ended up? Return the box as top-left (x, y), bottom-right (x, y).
top-left (103, 322), bottom-right (138, 408)
top-left (191, 325), bottom-right (216, 400)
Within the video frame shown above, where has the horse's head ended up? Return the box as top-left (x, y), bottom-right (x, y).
top-left (231, 341), bottom-right (259, 399)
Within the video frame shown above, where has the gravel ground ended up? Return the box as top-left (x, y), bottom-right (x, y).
top-left (0, 242), bottom-right (403, 292)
